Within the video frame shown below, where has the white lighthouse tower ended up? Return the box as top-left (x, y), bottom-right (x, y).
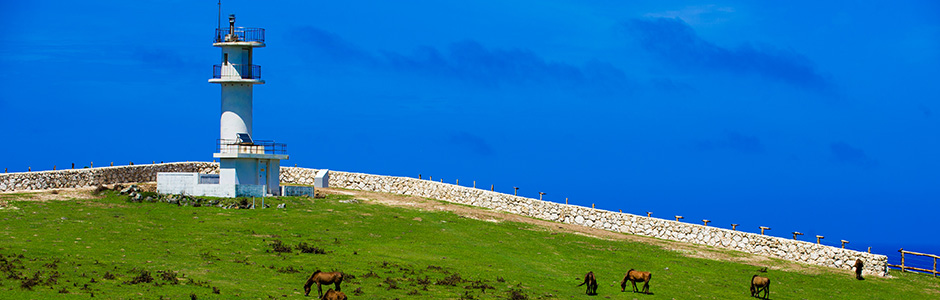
top-left (156, 13), bottom-right (292, 198)
top-left (209, 14), bottom-right (287, 196)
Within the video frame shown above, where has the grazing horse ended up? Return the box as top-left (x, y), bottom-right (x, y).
top-left (620, 269), bottom-right (652, 294)
top-left (304, 270), bottom-right (344, 297)
top-left (853, 259), bottom-right (865, 280)
top-left (750, 275), bottom-right (770, 299)
top-left (576, 271), bottom-right (598, 295)
top-left (320, 288), bottom-right (347, 300)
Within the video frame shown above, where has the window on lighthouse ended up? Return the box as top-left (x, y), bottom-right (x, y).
top-left (223, 53), bottom-right (229, 64)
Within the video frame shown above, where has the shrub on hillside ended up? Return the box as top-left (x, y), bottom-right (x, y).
top-left (295, 242), bottom-right (326, 254)
top-left (126, 270), bottom-right (153, 284)
top-left (508, 288), bottom-right (528, 300)
top-left (269, 240), bottom-right (292, 253)
top-left (435, 273), bottom-right (464, 286)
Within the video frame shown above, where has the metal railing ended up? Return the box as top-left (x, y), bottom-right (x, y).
top-left (217, 139), bottom-right (287, 155)
top-left (214, 27), bottom-right (265, 43)
top-left (212, 64), bottom-right (261, 80)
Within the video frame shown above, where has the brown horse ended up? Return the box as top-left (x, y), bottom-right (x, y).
top-left (304, 270), bottom-right (344, 297)
top-left (576, 271), bottom-right (598, 295)
top-left (853, 259), bottom-right (865, 280)
top-left (750, 275), bottom-right (770, 299)
top-left (620, 269), bottom-right (652, 294)
top-left (320, 288), bottom-right (347, 300)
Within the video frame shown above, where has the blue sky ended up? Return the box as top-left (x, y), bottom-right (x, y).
top-left (3, 1), bottom-right (939, 260)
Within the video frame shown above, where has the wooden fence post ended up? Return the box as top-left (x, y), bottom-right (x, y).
top-left (900, 248), bottom-right (905, 272)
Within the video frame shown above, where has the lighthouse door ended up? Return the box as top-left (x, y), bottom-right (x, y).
top-left (259, 162), bottom-right (267, 190)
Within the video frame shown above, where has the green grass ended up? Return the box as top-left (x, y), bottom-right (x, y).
top-left (0, 191), bottom-right (938, 299)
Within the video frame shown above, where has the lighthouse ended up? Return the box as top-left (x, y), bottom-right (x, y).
top-left (210, 14), bottom-right (287, 196)
top-left (157, 14), bottom-right (288, 198)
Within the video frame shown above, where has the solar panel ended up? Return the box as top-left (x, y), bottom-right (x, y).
top-left (236, 133), bottom-right (253, 145)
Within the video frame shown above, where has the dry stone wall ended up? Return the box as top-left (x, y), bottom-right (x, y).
top-left (1, 163), bottom-right (888, 276)
top-left (309, 170), bottom-right (888, 277)
top-left (0, 162), bottom-right (218, 192)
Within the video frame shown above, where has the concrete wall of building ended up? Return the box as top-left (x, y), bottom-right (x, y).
top-left (220, 83), bottom-right (253, 141)
top-left (156, 172), bottom-right (236, 198)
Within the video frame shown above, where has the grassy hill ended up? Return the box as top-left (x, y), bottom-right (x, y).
top-left (0, 188), bottom-right (937, 299)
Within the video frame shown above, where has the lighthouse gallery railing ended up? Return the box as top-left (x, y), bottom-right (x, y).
top-left (212, 64), bottom-right (261, 80)
top-left (217, 139), bottom-right (287, 155)
top-left (214, 27), bottom-right (265, 43)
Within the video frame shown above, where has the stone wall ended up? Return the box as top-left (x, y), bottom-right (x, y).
top-left (0, 162), bottom-right (218, 192)
top-left (306, 170), bottom-right (888, 277)
top-left (0, 163), bottom-right (888, 276)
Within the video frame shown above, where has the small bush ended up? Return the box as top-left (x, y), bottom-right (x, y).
top-left (508, 288), bottom-right (528, 300)
top-left (126, 270), bottom-right (153, 284)
top-left (92, 185), bottom-right (110, 195)
top-left (269, 240), bottom-right (292, 253)
top-left (406, 289), bottom-right (420, 296)
top-left (212, 286), bottom-right (220, 294)
top-left (19, 271), bottom-right (41, 290)
top-left (416, 276), bottom-right (431, 285)
top-left (103, 272), bottom-right (116, 280)
top-left (383, 277), bottom-right (399, 290)
top-left (276, 265), bottom-right (300, 274)
top-left (351, 287), bottom-right (364, 296)
top-left (466, 280), bottom-right (493, 292)
top-left (436, 273), bottom-right (464, 286)
top-left (362, 270), bottom-right (380, 279)
top-left (157, 270), bottom-right (179, 284)
top-left (58, 287), bottom-right (69, 293)
top-left (295, 242), bottom-right (326, 254)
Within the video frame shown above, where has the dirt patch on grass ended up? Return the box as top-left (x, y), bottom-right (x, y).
top-left (1, 188), bottom-right (99, 202)
top-left (320, 188), bottom-right (829, 275)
